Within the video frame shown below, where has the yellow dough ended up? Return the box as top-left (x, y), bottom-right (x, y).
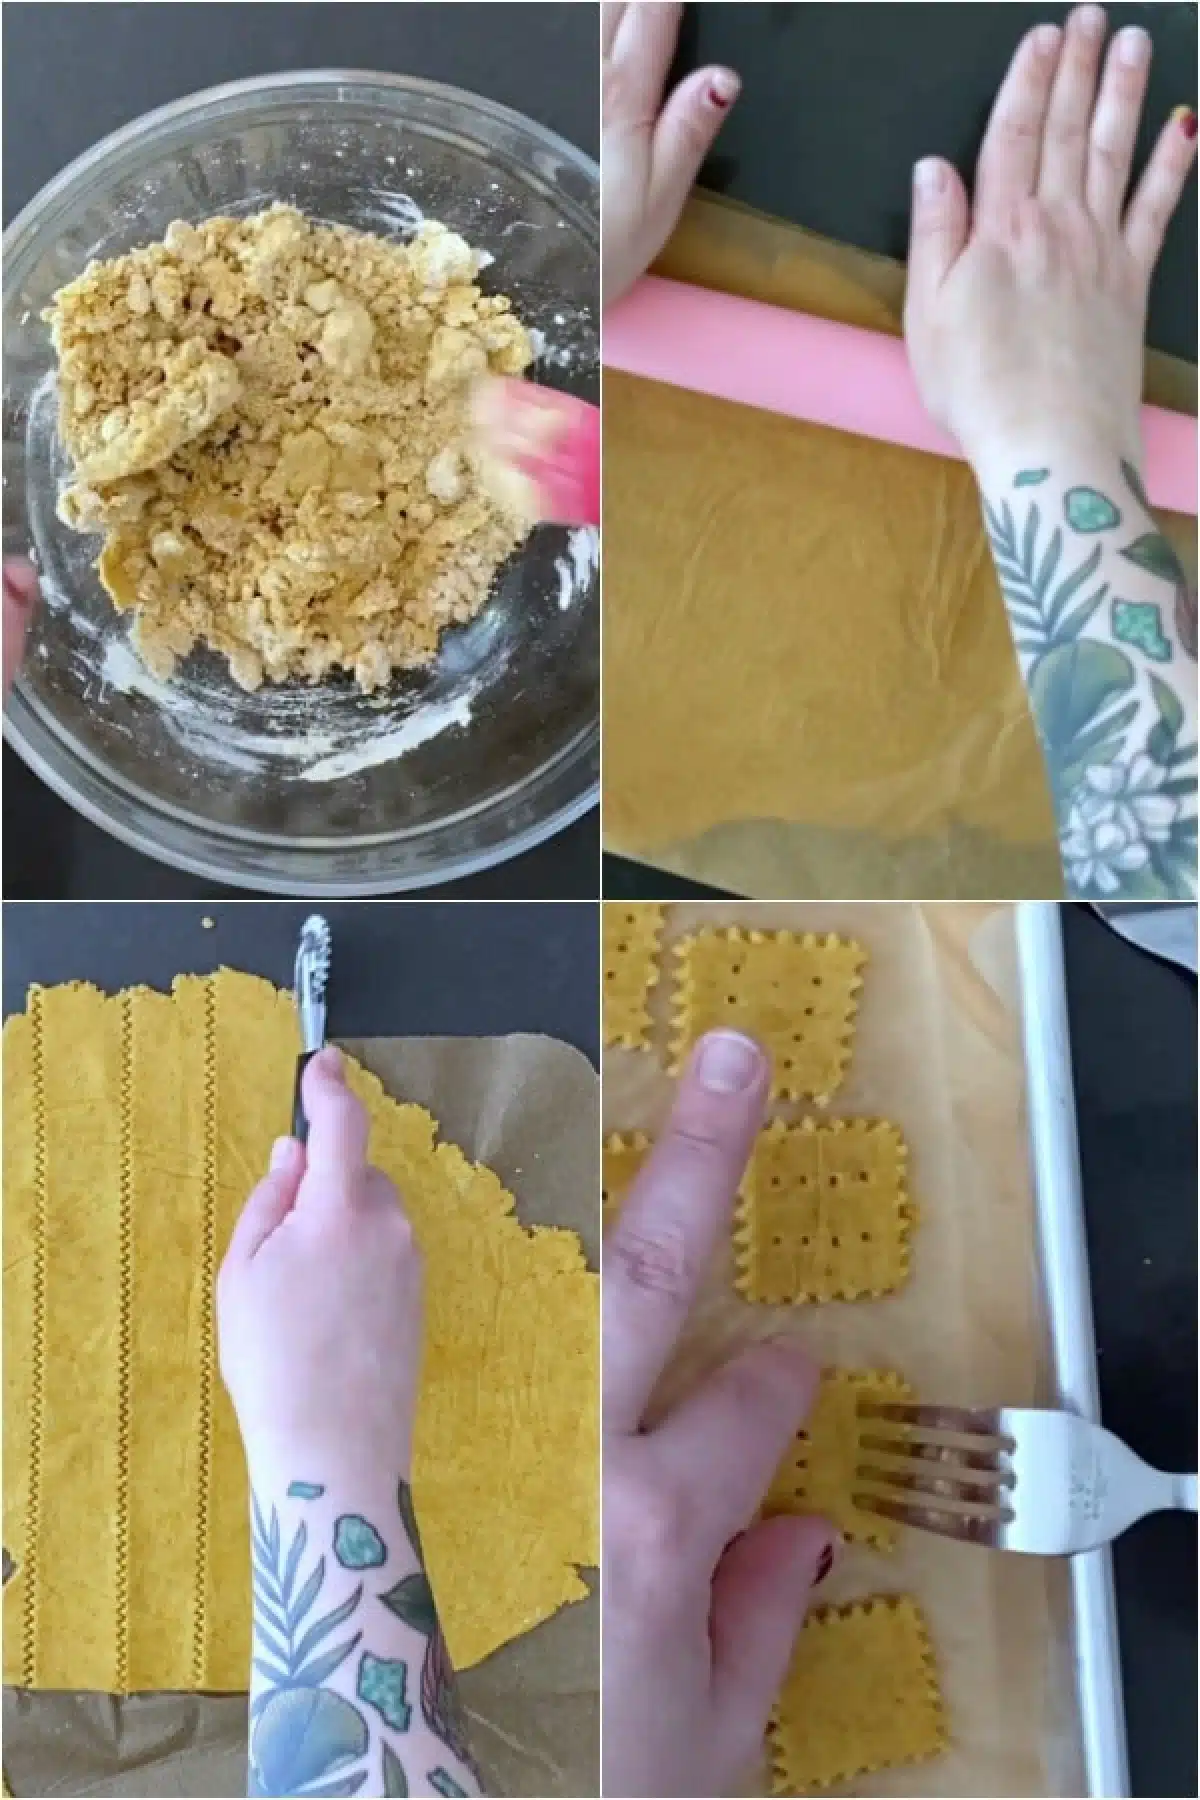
top-left (2, 970), bottom-right (598, 1692)
top-left (603, 369), bottom-right (1059, 853)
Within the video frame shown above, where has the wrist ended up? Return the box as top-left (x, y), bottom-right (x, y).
top-left (968, 431), bottom-right (1145, 501)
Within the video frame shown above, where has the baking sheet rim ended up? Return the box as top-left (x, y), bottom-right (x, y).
top-left (1017, 901), bottom-right (1129, 1799)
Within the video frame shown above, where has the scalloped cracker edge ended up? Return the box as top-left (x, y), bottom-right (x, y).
top-left (668, 929), bottom-right (865, 1102)
top-left (768, 1593), bottom-right (947, 1793)
top-left (733, 1117), bottom-right (916, 1304)
top-left (603, 1131), bottom-right (651, 1225)
top-left (766, 1366), bottom-right (914, 1550)
top-left (603, 905), bottom-right (666, 1049)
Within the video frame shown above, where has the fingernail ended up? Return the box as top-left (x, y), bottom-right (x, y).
top-left (1173, 104), bottom-right (1198, 139)
top-left (1031, 22), bottom-right (1061, 55)
top-left (913, 157), bottom-right (945, 195)
top-left (1075, 4), bottom-right (1106, 39)
top-left (270, 1136), bottom-right (296, 1171)
top-left (314, 1045), bottom-right (343, 1081)
top-left (813, 1542), bottom-right (836, 1585)
top-left (707, 68), bottom-right (740, 110)
top-left (1115, 25), bottom-right (1150, 66)
top-left (696, 1030), bottom-right (762, 1094)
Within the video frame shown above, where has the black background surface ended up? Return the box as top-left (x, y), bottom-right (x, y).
top-left (1, 899), bottom-right (601, 1064)
top-left (2, 1), bottom-right (599, 899)
top-left (605, 0), bottom-right (1197, 903)
top-left (1061, 904), bottom-right (1197, 1800)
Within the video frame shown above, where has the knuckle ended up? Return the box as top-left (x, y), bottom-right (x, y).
top-left (607, 1467), bottom-right (695, 1599)
top-left (608, 1221), bottom-right (696, 1309)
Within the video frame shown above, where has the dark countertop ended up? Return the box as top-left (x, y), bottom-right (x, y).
top-left (1062, 904), bottom-right (1197, 1800)
top-left (1, 899), bottom-right (600, 1064)
top-left (605, 0), bottom-right (1197, 904)
top-left (2, 1), bottom-right (599, 899)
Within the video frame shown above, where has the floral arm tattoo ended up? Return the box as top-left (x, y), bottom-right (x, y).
top-left (982, 457), bottom-right (1196, 898)
top-left (247, 1476), bottom-right (482, 1798)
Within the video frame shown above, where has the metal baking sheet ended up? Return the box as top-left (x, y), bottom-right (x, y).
top-left (1017, 901), bottom-right (1129, 1798)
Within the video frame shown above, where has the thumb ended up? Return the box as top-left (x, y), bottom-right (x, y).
top-left (906, 157), bottom-right (969, 302)
top-left (224, 1136), bottom-right (306, 1262)
top-left (648, 65), bottom-right (740, 238)
top-left (710, 1513), bottom-right (839, 1762)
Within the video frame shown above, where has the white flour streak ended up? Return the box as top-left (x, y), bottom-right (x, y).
top-left (300, 690), bottom-right (475, 782)
top-left (554, 526), bottom-right (598, 612)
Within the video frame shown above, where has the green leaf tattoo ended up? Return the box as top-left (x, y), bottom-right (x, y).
top-left (288, 1481), bottom-right (326, 1501)
top-left (381, 1571), bottom-right (439, 1638)
top-left (1013, 467), bottom-right (1050, 487)
top-left (983, 497), bottom-right (1107, 656)
top-left (986, 477), bottom-right (1196, 898)
top-left (1118, 531), bottom-right (1196, 663)
top-left (1120, 530), bottom-right (1186, 584)
top-left (397, 1480), bottom-right (424, 1560)
top-left (250, 1495), bottom-right (363, 1696)
top-left (1113, 599), bottom-right (1172, 663)
top-left (1120, 458), bottom-right (1150, 511)
top-left (428, 1771), bottom-right (468, 1798)
top-left (1064, 486), bottom-right (1121, 532)
top-left (358, 1651), bottom-right (413, 1732)
top-left (382, 1743), bottom-right (410, 1797)
top-left (334, 1515), bottom-right (387, 1570)
top-left (390, 1484), bottom-right (477, 1774)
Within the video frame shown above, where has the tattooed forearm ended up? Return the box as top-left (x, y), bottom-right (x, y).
top-left (982, 456), bottom-right (1197, 898)
top-left (247, 1478), bottom-right (482, 1798)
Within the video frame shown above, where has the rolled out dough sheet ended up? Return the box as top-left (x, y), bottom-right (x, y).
top-left (2, 971), bottom-right (599, 1693)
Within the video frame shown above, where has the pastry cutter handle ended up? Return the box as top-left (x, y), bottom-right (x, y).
top-left (293, 1049), bottom-right (319, 1144)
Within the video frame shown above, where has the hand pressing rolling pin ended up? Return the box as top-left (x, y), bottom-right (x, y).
top-left (603, 1030), bottom-right (836, 1799)
top-left (604, 3), bottom-right (1197, 900)
top-left (906, 5), bottom-right (1197, 898)
top-left (218, 1050), bottom-right (481, 1800)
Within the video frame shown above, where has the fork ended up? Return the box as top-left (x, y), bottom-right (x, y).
top-left (853, 1403), bottom-right (1197, 1553)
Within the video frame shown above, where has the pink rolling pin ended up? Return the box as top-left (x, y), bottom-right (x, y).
top-left (472, 378), bottom-right (600, 527)
top-left (604, 275), bottom-right (1197, 517)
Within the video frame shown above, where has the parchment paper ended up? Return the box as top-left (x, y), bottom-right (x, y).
top-left (2, 1033), bottom-right (599, 1800)
top-left (605, 902), bottom-right (1087, 1798)
top-left (604, 192), bottom-right (1197, 901)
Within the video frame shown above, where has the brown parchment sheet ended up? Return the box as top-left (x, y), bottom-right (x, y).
top-left (604, 902), bottom-right (1087, 1798)
top-left (2, 1032), bottom-right (599, 1800)
top-left (603, 191), bottom-right (1198, 900)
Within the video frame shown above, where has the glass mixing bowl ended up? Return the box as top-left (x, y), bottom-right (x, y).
top-left (3, 71), bottom-right (598, 893)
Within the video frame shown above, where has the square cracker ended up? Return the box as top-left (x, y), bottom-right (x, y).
top-left (603, 1132), bottom-right (650, 1225)
top-left (734, 1118), bottom-right (914, 1304)
top-left (765, 1367), bottom-right (914, 1550)
top-left (670, 930), bottom-right (864, 1101)
top-left (603, 905), bottom-right (665, 1049)
top-left (769, 1594), bottom-right (946, 1792)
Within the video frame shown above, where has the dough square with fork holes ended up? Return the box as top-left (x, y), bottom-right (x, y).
top-left (769, 1594), bottom-right (946, 1792)
top-left (669, 930), bottom-right (865, 1101)
top-left (734, 1118), bottom-right (915, 1304)
top-left (603, 905), bottom-right (665, 1048)
top-left (603, 1132), bottom-right (650, 1225)
top-left (765, 1367), bottom-right (915, 1550)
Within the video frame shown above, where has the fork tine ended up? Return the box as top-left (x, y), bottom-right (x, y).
top-left (856, 1458), bottom-right (1012, 1501)
top-left (861, 1401), bottom-right (1012, 1442)
top-left (856, 1492), bottom-right (1006, 1548)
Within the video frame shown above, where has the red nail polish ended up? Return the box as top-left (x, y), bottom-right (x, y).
top-left (1181, 109), bottom-right (1198, 141)
top-left (813, 1544), bottom-right (835, 1585)
top-left (708, 84), bottom-right (731, 110)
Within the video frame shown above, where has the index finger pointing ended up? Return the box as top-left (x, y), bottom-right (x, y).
top-left (603, 1031), bottom-right (769, 1435)
top-left (299, 1048), bottom-right (370, 1193)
